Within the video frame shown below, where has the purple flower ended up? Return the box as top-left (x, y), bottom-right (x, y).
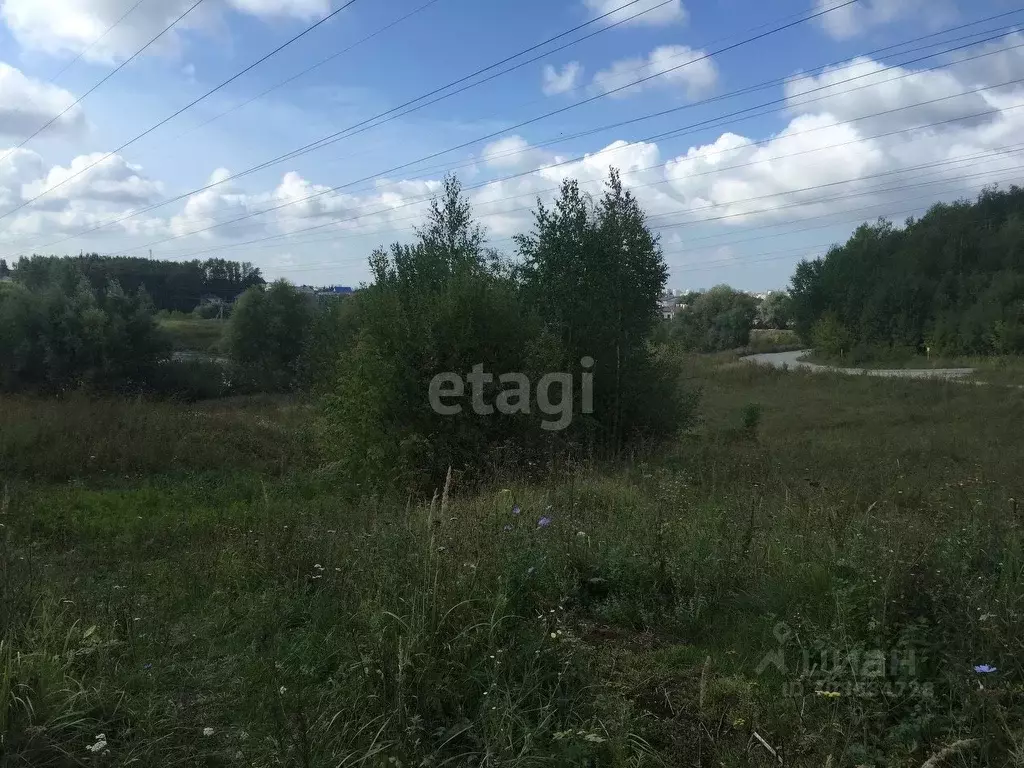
top-left (974, 664), bottom-right (998, 674)
top-left (503, 524), bottom-right (513, 532)
top-left (538, 517), bottom-right (552, 528)
top-left (512, 505), bottom-right (521, 516)
top-left (143, 663), bottom-right (152, 670)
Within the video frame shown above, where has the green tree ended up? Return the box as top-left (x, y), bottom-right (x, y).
top-left (226, 280), bottom-right (315, 392)
top-left (516, 169), bottom-right (684, 448)
top-left (0, 276), bottom-right (169, 393)
top-left (670, 285), bottom-right (757, 351)
top-left (322, 175), bottom-right (543, 489)
top-left (755, 291), bottom-right (792, 329)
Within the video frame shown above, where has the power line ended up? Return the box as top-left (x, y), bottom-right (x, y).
top-left (0, 0), bottom-right (206, 167)
top-left (186, 92), bottom-right (1024, 256)
top-left (47, 0), bottom-right (151, 83)
top-left (0, 0), bottom-right (659, 229)
top-left (267, 11), bottom-right (1024, 191)
top-left (171, 0), bottom-right (444, 140)
top-left (200, 151), bottom-right (1024, 275)
top-left (130, 36), bottom-right (1024, 260)
top-left (0, 0), bottom-right (364, 222)
top-left (9, 0), bottom-right (857, 248)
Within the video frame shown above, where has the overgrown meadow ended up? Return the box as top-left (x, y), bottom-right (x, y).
top-left (3, 358), bottom-right (1023, 767)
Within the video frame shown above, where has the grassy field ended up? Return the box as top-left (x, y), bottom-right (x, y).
top-left (158, 315), bottom-right (228, 355)
top-left (3, 359), bottom-right (1023, 766)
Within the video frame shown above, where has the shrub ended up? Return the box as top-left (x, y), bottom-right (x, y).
top-left (0, 277), bottom-right (170, 393)
top-left (225, 281), bottom-right (315, 392)
top-left (670, 286), bottom-right (757, 352)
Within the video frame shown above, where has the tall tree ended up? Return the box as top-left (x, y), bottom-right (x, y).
top-left (517, 168), bottom-right (672, 447)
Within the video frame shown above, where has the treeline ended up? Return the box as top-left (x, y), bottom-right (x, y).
top-left (790, 185), bottom-right (1024, 358)
top-left (0, 278), bottom-right (169, 393)
top-left (9, 255), bottom-right (264, 313)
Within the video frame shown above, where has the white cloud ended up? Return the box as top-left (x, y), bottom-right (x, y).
top-left (0, 62), bottom-right (87, 139)
top-left (542, 62), bottom-right (582, 96)
top-left (0, 0), bottom-right (329, 62)
top-left (583, 0), bottom-right (686, 27)
top-left (480, 136), bottom-right (553, 170)
top-left (170, 168), bottom-right (256, 239)
top-left (785, 57), bottom-right (994, 134)
top-left (813, 0), bottom-right (955, 40)
top-left (4, 41), bottom-right (1022, 287)
top-left (591, 45), bottom-right (717, 99)
top-left (22, 153), bottom-right (164, 207)
top-left (0, 148), bottom-right (167, 240)
top-left (226, 0), bottom-right (331, 19)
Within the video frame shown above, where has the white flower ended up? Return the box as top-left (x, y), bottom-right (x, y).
top-left (279, 686), bottom-right (287, 695)
top-left (202, 727), bottom-right (215, 737)
top-left (87, 734), bottom-right (108, 753)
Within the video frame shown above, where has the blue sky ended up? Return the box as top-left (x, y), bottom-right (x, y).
top-left (0, 0), bottom-right (1022, 291)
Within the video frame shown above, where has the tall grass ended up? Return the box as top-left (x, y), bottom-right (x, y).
top-left (2, 362), bottom-right (1023, 765)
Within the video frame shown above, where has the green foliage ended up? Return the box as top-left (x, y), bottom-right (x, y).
top-left (0, 277), bottom-right (170, 393)
top-left (226, 280), bottom-right (316, 392)
top-left (790, 187), bottom-right (1024, 356)
top-left (517, 170), bottom-right (684, 447)
top-left (755, 290), bottom-right (792, 329)
top-left (12, 254), bottom-right (263, 313)
top-left (320, 171), bottom-right (691, 490)
top-left (322, 176), bottom-right (548, 489)
top-left (670, 284), bottom-right (757, 352)
top-left (811, 312), bottom-right (854, 359)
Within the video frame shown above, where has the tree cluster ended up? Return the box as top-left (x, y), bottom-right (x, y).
top-left (12, 255), bottom-right (264, 314)
top-left (318, 171), bottom-right (693, 490)
top-left (0, 277), bottom-right (169, 393)
top-left (667, 285), bottom-right (758, 352)
top-left (790, 186), bottom-right (1024, 358)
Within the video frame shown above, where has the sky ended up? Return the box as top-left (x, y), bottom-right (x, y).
top-left (0, 0), bottom-right (1023, 292)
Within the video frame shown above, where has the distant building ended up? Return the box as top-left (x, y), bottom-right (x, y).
top-left (316, 285), bottom-right (354, 299)
top-left (658, 293), bottom-right (683, 320)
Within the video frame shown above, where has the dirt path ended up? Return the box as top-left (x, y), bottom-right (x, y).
top-left (742, 350), bottom-right (976, 380)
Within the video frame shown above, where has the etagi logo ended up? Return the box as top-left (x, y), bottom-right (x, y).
top-left (428, 357), bottom-right (595, 431)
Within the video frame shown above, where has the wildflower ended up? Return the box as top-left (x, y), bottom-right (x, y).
top-left (576, 531), bottom-right (586, 537)
top-left (203, 727), bottom-right (215, 737)
top-left (503, 524), bottom-right (513, 532)
top-left (814, 690), bottom-right (841, 699)
top-left (279, 686), bottom-right (287, 695)
top-left (87, 734), bottom-right (108, 753)
top-left (313, 564), bottom-right (324, 570)
top-left (512, 504), bottom-right (521, 516)
top-left (550, 632), bottom-right (557, 639)
top-left (974, 664), bottom-right (998, 674)
top-left (143, 663), bottom-right (152, 670)
top-left (538, 517), bottom-right (552, 528)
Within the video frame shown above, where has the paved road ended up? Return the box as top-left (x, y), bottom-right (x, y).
top-left (742, 349), bottom-right (976, 379)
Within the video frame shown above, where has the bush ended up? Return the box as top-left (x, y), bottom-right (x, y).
top-left (225, 281), bottom-right (315, 392)
top-left (670, 286), bottom-right (757, 352)
top-left (0, 277), bottom-right (170, 393)
top-left (319, 172), bottom-right (695, 492)
top-left (147, 359), bottom-right (233, 401)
